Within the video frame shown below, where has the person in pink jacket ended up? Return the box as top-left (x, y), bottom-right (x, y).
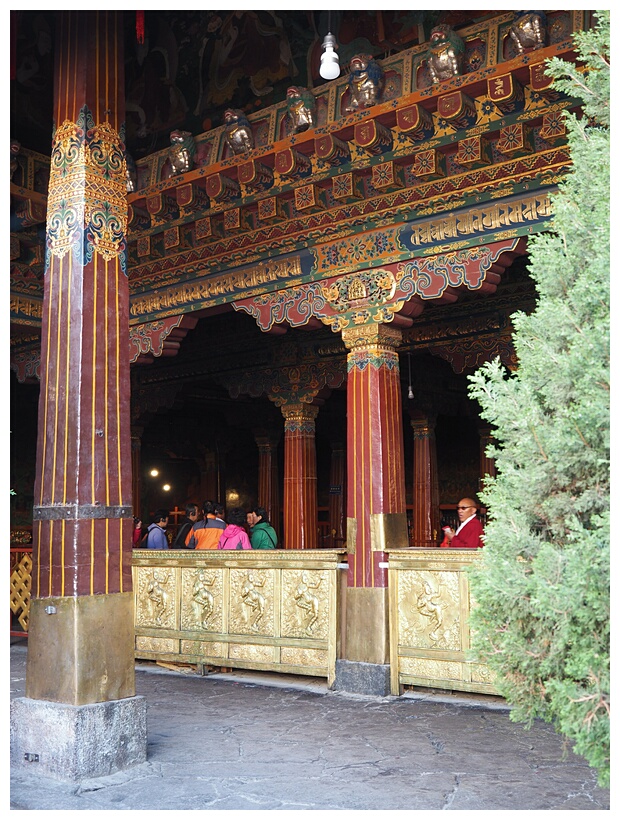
top-left (217, 507), bottom-right (252, 550)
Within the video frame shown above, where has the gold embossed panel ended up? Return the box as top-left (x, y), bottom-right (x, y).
top-left (388, 549), bottom-right (498, 696)
top-left (281, 569), bottom-right (329, 640)
top-left (398, 569), bottom-right (461, 650)
top-left (229, 569), bottom-right (274, 635)
top-left (229, 568), bottom-right (275, 635)
top-left (132, 550), bottom-right (345, 683)
top-left (181, 640), bottom-right (227, 657)
top-left (229, 643), bottom-right (276, 662)
top-left (135, 566), bottom-right (178, 629)
top-left (180, 567), bottom-right (224, 633)
top-left (136, 636), bottom-right (178, 653)
top-left (470, 663), bottom-right (497, 684)
top-left (400, 657), bottom-right (463, 681)
top-left (280, 647), bottom-right (328, 667)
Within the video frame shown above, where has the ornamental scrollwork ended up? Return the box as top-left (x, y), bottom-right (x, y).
top-left (47, 106), bottom-right (127, 269)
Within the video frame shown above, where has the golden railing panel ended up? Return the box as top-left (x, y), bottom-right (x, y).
top-left (387, 548), bottom-right (497, 696)
top-left (132, 549), bottom-right (345, 686)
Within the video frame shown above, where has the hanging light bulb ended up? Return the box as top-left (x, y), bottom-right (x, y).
top-left (320, 12), bottom-right (340, 80)
top-left (320, 32), bottom-right (340, 80)
top-left (407, 353), bottom-right (414, 400)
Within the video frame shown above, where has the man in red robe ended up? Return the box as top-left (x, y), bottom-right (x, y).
top-left (442, 498), bottom-right (484, 548)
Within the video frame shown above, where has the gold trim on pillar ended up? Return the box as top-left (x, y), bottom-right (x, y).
top-left (26, 593), bottom-right (136, 705)
top-left (341, 323), bottom-right (402, 351)
top-left (345, 586), bottom-right (389, 664)
top-left (346, 516), bottom-right (357, 554)
top-left (370, 512), bottom-right (409, 551)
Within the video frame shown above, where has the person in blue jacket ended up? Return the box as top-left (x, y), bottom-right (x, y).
top-left (145, 509), bottom-right (170, 550)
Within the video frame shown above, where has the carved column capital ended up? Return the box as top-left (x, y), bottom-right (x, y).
top-left (409, 412), bottom-right (437, 439)
top-left (341, 323), bottom-right (402, 352)
top-left (280, 402), bottom-right (320, 427)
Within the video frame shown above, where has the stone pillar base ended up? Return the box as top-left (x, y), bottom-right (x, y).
top-left (10, 695), bottom-right (147, 781)
top-left (332, 660), bottom-right (391, 696)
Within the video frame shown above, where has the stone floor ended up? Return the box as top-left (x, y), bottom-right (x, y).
top-left (9, 642), bottom-right (611, 812)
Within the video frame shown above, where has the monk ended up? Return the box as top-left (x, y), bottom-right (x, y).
top-left (442, 498), bottom-right (484, 548)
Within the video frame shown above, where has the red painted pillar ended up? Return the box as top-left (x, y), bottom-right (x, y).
top-left (27, 11), bottom-right (135, 705)
top-left (410, 413), bottom-right (440, 547)
top-left (340, 325), bottom-right (408, 673)
top-left (255, 432), bottom-right (281, 536)
top-left (327, 441), bottom-right (346, 545)
top-left (281, 403), bottom-right (318, 550)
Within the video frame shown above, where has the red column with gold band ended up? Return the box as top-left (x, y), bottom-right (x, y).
top-left (281, 403), bottom-right (319, 550)
top-left (27, 11), bottom-right (135, 706)
top-left (341, 325), bottom-right (408, 667)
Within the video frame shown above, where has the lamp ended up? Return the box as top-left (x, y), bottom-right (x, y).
top-left (407, 353), bottom-right (414, 400)
top-left (320, 14), bottom-right (340, 80)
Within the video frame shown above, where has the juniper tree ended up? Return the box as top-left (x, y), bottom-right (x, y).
top-left (466, 11), bottom-right (610, 786)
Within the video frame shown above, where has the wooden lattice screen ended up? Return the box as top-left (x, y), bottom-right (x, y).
top-left (10, 548), bottom-right (32, 636)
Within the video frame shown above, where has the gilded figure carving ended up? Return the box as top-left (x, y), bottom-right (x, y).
top-left (416, 581), bottom-right (444, 642)
top-left (146, 569), bottom-right (171, 626)
top-left (168, 130), bottom-right (196, 176)
top-left (224, 109), bottom-right (254, 155)
top-left (425, 25), bottom-right (465, 84)
top-left (509, 11), bottom-right (547, 53)
top-left (398, 569), bottom-right (460, 649)
top-left (344, 54), bottom-right (385, 113)
top-left (286, 86), bottom-right (316, 134)
top-left (294, 571), bottom-right (322, 633)
top-left (241, 571), bottom-right (267, 631)
top-left (192, 570), bottom-right (217, 629)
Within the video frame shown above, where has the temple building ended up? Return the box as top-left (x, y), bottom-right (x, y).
top-left (9, 10), bottom-right (593, 779)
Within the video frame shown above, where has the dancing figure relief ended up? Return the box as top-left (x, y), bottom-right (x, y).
top-left (294, 571), bottom-right (321, 634)
top-left (146, 569), bottom-right (170, 626)
top-left (241, 572), bottom-right (266, 630)
top-left (192, 571), bottom-right (216, 629)
top-left (416, 581), bottom-right (444, 643)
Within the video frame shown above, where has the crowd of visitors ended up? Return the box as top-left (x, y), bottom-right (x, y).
top-left (136, 496), bottom-right (484, 550)
top-left (136, 501), bottom-right (279, 550)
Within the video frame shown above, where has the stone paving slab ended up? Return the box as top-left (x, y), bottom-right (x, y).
top-left (9, 643), bottom-right (610, 812)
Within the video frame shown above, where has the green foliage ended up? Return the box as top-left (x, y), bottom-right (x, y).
top-left (466, 12), bottom-right (610, 786)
